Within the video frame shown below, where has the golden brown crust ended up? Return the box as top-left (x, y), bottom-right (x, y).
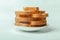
top-left (30, 24), bottom-right (46, 27)
top-left (23, 7), bottom-right (39, 12)
top-left (38, 11), bottom-right (45, 13)
top-left (32, 13), bottom-right (48, 18)
top-left (31, 18), bottom-right (41, 21)
top-left (15, 17), bottom-right (31, 22)
top-left (15, 22), bottom-right (30, 26)
top-left (31, 21), bottom-right (44, 25)
top-left (15, 11), bottom-right (31, 17)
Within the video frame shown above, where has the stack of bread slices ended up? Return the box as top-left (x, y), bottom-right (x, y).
top-left (15, 7), bottom-right (48, 27)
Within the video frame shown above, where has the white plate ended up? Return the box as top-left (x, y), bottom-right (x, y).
top-left (14, 25), bottom-right (47, 31)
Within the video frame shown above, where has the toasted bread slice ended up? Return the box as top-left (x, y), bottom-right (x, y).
top-left (32, 13), bottom-right (48, 18)
top-left (15, 11), bottom-right (31, 17)
top-left (15, 22), bottom-right (30, 26)
top-left (31, 21), bottom-right (43, 25)
top-left (15, 17), bottom-right (31, 22)
top-left (23, 7), bottom-right (39, 12)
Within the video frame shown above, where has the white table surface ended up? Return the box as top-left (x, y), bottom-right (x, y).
top-left (0, 0), bottom-right (60, 40)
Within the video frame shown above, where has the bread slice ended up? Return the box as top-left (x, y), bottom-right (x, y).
top-left (15, 22), bottom-right (30, 26)
top-left (23, 7), bottom-right (39, 12)
top-left (15, 17), bottom-right (31, 23)
top-left (15, 11), bottom-right (31, 17)
top-left (32, 13), bottom-right (48, 18)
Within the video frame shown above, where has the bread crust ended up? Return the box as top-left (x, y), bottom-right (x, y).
top-left (15, 22), bottom-right (29, 26)
top-left (23, 7), bottom-right (39, 12)
top-left (15, 17), bottom-right (31, 22)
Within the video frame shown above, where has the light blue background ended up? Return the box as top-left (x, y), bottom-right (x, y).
top-left (0, 0), bottom-right (60, 40)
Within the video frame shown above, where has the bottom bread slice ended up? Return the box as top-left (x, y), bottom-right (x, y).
top-left (30, 20), bottom-right (47, 27)
top-left (15, 22), bottom-right (29, 27)
top-left (30, 24), bottom-right (46, 27)
top-left (31, 21), bottom-right (46, 25)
